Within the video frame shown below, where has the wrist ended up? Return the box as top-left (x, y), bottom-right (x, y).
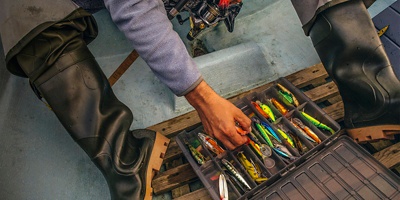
top-left (184, 80), bottom-right (217, 109)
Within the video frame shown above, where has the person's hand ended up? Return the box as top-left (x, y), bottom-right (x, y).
top-left (185, 80), bottom-right (251, 150)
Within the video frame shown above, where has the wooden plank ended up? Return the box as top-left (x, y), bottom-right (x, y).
top-left (322, 101), bottom-right (344, 122)
top-left (327, 95), bottom-right (343, 105)
top-left (311, 78), bottom-right (328, 88)
top-left (173, 188), bottom-right (211, 200)
top-left (108, 50), bottom-right (139, 86)
top-left (303, 81), bottom-right (339, 103)
top-left (285, 63), bottom-right (329, 88)
top-left (167, 159), bottom-right (191, 198)
top-left (369, 140), bottom-right (395, 152)
top-left (163, 140), bottom-right (184, 163)
top-left (163, 138), bottom-right (191, 198)
top-left (373, 142), bottom-right (400, 169)
top-left (152, 163), bottom-right (198, 194)
top-left (148, 112), bottom-right (201, 138)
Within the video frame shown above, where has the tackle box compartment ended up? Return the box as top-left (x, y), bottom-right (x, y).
top-left (175, 77), bottom-right (400, 199)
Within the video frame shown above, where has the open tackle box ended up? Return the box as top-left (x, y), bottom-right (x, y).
top-left (175, 77), bottom-right (400, 200)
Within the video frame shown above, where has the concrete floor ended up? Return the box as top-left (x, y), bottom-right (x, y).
top-left (0, 0), bottom-right (395, 199)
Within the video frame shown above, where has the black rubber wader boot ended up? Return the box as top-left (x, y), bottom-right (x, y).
top-left (308, 0), bottom-right (400, 142)
top-left (14, 19), bottom-right (169, 200)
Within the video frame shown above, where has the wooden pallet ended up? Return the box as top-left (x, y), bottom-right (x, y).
top-left (148, 63), bottom-right (400, 199)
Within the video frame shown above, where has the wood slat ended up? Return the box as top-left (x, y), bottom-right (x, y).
top-left (163, 140), bottom-right (184, 163)
top-left (285, 63), bottom-right (329, 88)
top-left (167, 159), bottom-right (191, 198)
top-left (173, 188), bottom-right (211, 200)
top-left (311, 78), bottom-right (328, 88)
top-left (303, 81), bottom-right (339, 103)
top-left (162, 138), bottom-right (190, 198)
top-left (369, 140), bottom-right (395, 152)
top-left (148, 112), bottom-right (201, 138)
top-left (373, 142), bottom-right (400, 169)
top-left (108, 50), bottom-right (139, 86)
top-left (327, 95), bottom-right (343, 105)
top-left (152, 163), bottom-right (198, 194)
top-left (322, 101), bottom-right (344, 122)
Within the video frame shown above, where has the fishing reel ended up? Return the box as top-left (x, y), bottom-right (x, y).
top-left (163, 0), bottom-right (243, 40)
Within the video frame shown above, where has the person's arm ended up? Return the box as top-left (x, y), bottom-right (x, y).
top-left (103, 0), bottom-right (251, 149)
top-left (185, 80), bottom-right (251, 149)
top-left (103, 0), bottom-right (202, 96)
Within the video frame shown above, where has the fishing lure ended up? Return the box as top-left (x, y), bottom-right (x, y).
top-left (253, 119), bottom-right (273, 147)
top-left (235, 121), bottom-right (248, 135)
top-left (289, 132), bottom-right (309, 154)
top-left (274, 143), bottom-right (297, 161)
top-left (276, 83), bottom-right (300, 107)
top-left (225, 172), bottom-right (246, 194)
top-left (274, 147), bottom-right (291, 160)
top-left (292, 118), bottom-right (321, 144)
top-left (377, 25), bottom-right (389, 37)
top-left (277, 124), bottom-right (296, 145)
top-left (249, 158), bottom-right (268, 183)
top-left (260, 121), bottom-right (281, 143)
top-left (248, 138), bottom-right (262, 158)
top-left (219, 174), bottom-right (228, 200)
top-left (236, 126), bottom-right (248, 135)
top-left (276, 128), bottom-right (300, 157)
top-left (198, 132), bottom-right (225, 155)
top-left (222, 159), bottom-right (252, 190)
top-left (251, 101), bottom-right (269, 119)
top-left (237, 152), bottom-right (267, 184)
top-left (289, 119), bottom-right (317, 143)
top-left (256, 101), bottom-right (276, 122)
top-left (270, 98), bottom-right (288, 115)
top-left (248, 130), bottom-right (262, 145)
top-left (187, 142), bottom-right (206, 165)
top-left (301, 111), bottom-right (335, 134)
top-left (249, 158), bottom-right (262, 178)
top-left (276, 128), bottom-right (294, 148)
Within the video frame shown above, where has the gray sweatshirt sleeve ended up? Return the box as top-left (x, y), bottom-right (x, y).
top-left (103, 0), bottom-right (203, 96)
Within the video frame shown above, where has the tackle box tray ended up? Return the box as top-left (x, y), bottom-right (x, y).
top-left (175, 77), bottom-right (400, 200)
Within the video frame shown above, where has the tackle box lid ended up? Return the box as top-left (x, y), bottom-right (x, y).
top-left (246, 135), bottom-right (400, 200)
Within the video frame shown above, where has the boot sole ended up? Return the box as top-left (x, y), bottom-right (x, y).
top-left (347, 125), bottom-right (400, 143)
top-left (144, 132), bottom-right (170, 200)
